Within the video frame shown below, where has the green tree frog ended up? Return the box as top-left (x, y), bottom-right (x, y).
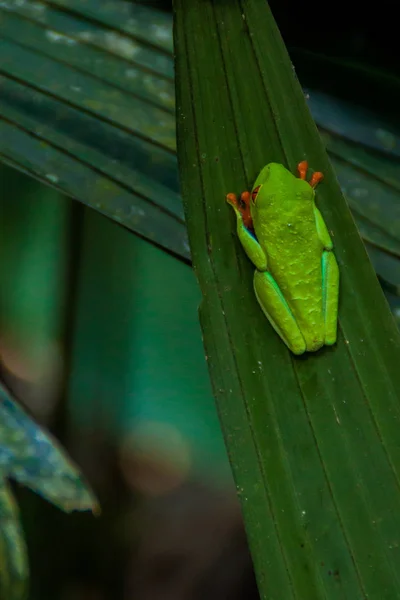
top-left (226, 161), bottom-right (339, 355)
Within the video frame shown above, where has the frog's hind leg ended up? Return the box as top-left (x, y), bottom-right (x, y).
top-left (322, 251), bottom-right (339, 345)
top-left (253, 271), bottom-right (306, 355)
top-left (313, 205), bottom-right (339, 346)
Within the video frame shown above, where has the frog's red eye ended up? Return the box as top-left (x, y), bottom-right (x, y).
top-left (252, 185), bottom-right (261, 202)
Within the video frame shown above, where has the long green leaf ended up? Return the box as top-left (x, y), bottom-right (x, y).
top-left (174, 0), bottom-right (400, 598)
top-left (0, 1), bottom-right (188, 259)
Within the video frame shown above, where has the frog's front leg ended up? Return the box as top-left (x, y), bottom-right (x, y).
top-left (226, 193), bottom-right (306, 354)
top-left (226, 193), bottom-right (267, 271)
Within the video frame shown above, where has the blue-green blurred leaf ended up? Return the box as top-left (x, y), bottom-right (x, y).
top-left (0, 483), bottom-right (27, 600)
top-left (0, 382), bottom-right (97, 513)
top-left (0, 381), bottom-right (97, 597)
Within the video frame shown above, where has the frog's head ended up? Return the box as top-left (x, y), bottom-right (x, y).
top-left (250, 162), bottom-right (312, 210)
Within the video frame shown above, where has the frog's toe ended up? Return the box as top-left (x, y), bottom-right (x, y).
top-left (325, 333), bottom-right (337, 346)
top-left (307, 338), bottom-right (324, 353)
top-left (290, 341), bottom-right (307, 355)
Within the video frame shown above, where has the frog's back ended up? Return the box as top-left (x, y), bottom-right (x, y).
top-left (254, 189), bottom-right (324, 351)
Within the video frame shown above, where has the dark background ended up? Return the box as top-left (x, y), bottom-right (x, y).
top-left (141, 0), bottom-right (400, 118)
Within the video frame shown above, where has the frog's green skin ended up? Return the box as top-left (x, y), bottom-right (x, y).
top-left (226, 162), bottom-right (339, 355)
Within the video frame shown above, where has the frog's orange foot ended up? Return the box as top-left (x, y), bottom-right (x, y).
top-left (309, 171), bottom-right (324, 188)
top-left (297, 161), bottom-right (324, 189)
top-left (239, 191), bottom-right (253, 229)
top-left (240, 191), bottom-right (251, 207)
top-left (226, 191), bottom-right (253, 229)
top-left (226, 192), bottom-right (239, 207)
top-left (297, 160), bottom-right (308, 180)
